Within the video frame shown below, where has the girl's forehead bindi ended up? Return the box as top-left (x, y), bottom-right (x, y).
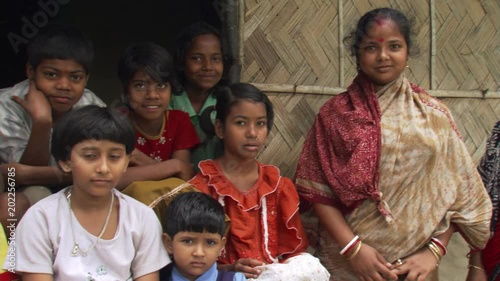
top-left (364, 18), bottom-right (401, 42)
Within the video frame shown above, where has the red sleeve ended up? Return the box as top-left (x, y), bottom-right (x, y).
top-left (168, 110), bottom-right (200, 151)
top-left (188, 173), bottom-right (211, 194)
top-left (277, 177), bottom-right (309, 260)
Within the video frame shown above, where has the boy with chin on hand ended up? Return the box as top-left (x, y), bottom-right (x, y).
top-left (0, 23), bottom-right (105, 233)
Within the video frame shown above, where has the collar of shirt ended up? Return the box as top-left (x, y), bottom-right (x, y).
top-left (171, 263), bottom-right (218, 281)
top-left (169, 89), bottom-right (217, 118)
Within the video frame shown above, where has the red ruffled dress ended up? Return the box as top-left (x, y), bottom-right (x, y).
top-left (189, 160), bottom-right (308, 265)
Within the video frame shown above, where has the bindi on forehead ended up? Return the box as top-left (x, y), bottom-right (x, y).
top-left (364, 17), bottom-right (402, 42)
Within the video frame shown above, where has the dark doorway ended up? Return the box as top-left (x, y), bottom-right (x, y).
top-left (0, 0), bottom-right (233, 104)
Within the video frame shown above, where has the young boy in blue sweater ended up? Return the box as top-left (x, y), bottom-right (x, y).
top-left (161, 192), bottom-right (245, 281)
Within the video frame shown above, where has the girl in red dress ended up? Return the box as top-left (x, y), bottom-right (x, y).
top-left (115, 42), bottom-right (200, 190)
top-left (188, 83), bottom-right (329, 280)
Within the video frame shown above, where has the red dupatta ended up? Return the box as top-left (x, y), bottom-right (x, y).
top-left (295, 73), bottom-right (393, 220)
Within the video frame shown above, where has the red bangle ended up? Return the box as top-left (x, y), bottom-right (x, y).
top-left (344, 240), bottom-right (360, 255)
top-left (340, 236), bottom-right (360, 255)
top-left (431, 238), bottom-right (447, 255)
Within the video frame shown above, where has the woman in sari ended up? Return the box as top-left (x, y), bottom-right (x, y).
top-left (467, 121), bottom-right (500, 281)
top-left (295, 8), bottom-right (492, 281)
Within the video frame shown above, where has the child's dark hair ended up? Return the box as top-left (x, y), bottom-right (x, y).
top-left (117, 42), bottom-right (180, 93)
top-left (216, 83), bottom-right (274, 132)
top-left (173, 21), bottom-right (232, 93)
top-left (343, 7), bottom-right (418, 58)
top-left (51, 105), bottom-right (136, 162)
top-left (165, 192), bottom-right (226, 238)
top-left (27, 23), bottom-right (94, 73)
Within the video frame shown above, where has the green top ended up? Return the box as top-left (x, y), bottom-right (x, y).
top-left (169, 90), bottom-right (223, 171)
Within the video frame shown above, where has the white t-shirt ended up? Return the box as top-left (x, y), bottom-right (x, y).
top-left (4, 188), bottom-right (170, 280)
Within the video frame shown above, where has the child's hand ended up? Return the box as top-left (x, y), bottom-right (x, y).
top-left (12, 80), bottom-right (52, 123)
top-left (349, 243), bottom-right (398, 281)
top-left (175, 159), bottom-right (194, 181)
top-left (233, 258), bottom-right (264, 279)
top-left (129, 149), bottom-right (158, 166)
top-left (389, 247), bottom-right (439, 281)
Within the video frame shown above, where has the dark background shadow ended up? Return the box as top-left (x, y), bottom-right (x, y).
top-left (0, 0), bottom-right (221, 104)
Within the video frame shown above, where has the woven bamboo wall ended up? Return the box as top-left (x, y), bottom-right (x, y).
top-left (238, 0), bottom-right (500, 178)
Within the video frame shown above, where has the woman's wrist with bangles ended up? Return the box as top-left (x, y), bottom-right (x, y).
top-left (426, 238), bottom-right (447, 266)
top-left (339, 235), bottom-right (363, 260)
top-left (430, 237), bottom-right (447, 255)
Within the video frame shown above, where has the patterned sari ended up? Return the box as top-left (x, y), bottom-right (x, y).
top-left (478, 121), bottom-right (500, 281)
top-left (295, 74), bottom-right (492, 280)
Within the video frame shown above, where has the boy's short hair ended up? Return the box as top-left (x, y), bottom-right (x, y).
top-left (51, 105), bottom-right (135, 162)
top-left (165, 192), bottom-right (226, 238)
top-left (27, 23), bottom-right (94, 73)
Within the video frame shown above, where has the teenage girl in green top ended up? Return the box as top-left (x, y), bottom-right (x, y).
top-left (170, 22), bottom-right (232, 171)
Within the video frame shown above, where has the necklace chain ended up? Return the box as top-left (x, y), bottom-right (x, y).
top-left (66, 187), bottom-right (114, 257)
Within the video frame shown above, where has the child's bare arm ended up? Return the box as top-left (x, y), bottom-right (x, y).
top-left (129, 149), bottom-right (158, 166)
top-left (18, 120), bottom-right (52, 166)
top-left (218, 258), bottom-right (263, 279)
top-left (12, 80), bottom-right (53, 166)
top-left (116, 159), bottom-right (193, 190)
top-left (171, 149), bottom-right (194, 180)
top-left (171, 149), bottom-right (191, 164)
top-left (19, 273), bottom-right (53, 281)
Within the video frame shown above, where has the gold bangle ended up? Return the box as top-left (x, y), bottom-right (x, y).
top-left (468, 265), bottom-right (485, 271)
top-left (429, 246), bottom-right (440, 261)
top-left (429, 240), bottom-right (445, 256)
top-left (347, 241), bottom-right (363, 260)
top-left (427, 243), bottom-right (441, 263)
top-left (428, 241), bottom-right (443, 259)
